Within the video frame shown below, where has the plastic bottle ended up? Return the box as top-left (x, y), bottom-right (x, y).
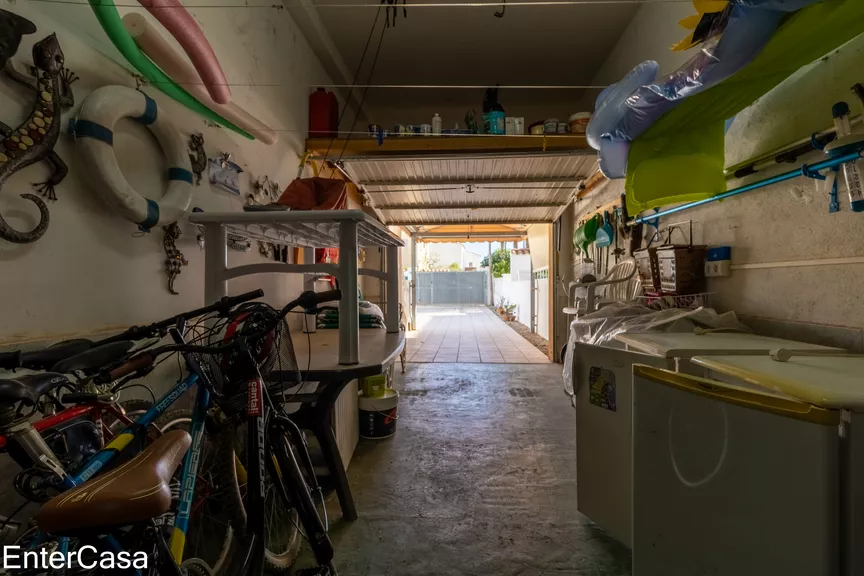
top-left (432, 113), bottom-right (442, 135)
top-left (482, 87), bottom-right (506, 135)
top-left (832, 102), bottom-right (864, 212)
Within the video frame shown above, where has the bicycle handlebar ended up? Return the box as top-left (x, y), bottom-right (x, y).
top-left (97, 289), bottom-right (342, 382)
top-left (94, 290), bottom-right (265, 346)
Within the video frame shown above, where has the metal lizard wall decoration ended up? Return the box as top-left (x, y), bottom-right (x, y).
top-left (163, 222), bottom-right (188, 295)
top-left (187, 133), bottom-right (206, 185)
top-left (0, 27), bottom-right (77, 244)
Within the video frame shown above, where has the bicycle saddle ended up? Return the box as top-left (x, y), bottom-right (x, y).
top-left (0, 373), bottom-right (70, 405)
top-left (50, 340), bottom-right (135, 374)
top-left (36, 430), bottom-right (191, 534)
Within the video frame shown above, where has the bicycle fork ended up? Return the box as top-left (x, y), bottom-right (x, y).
top-left (267, 417), bottom-right (334, 565)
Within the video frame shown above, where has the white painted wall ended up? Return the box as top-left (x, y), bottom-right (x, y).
top-left (492, 252), bottom-right (532, 326)
top-left (0, 0), bottom-right (336, 343)
top-left (571, 5), bottom-right (864, 331)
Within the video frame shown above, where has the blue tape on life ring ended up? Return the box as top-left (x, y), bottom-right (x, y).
top-left (72, 120), bottom-right (114, 145)
top-left (138, 199), bottom-right (160, 232)
top-left (135, 95), bottom-right (158, 126)
top-left (168, 167), bottom-right (194, 184)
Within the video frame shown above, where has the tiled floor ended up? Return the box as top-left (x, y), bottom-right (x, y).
top-left (405, 305), bottom-right (550, 364)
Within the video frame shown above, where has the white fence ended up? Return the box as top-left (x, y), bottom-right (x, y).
top-left (492, 253), bottom-right (533, 327)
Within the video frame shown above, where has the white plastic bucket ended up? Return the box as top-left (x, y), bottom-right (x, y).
top-left (359, 390), bottom-right (398, 439)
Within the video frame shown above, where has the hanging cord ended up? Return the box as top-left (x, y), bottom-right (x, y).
top-left (330, 16), bottom-right (388, 174)
top-left (494, 0), bottom-right (505, 17)
top-left (319, 4), bottom-right (385, 169)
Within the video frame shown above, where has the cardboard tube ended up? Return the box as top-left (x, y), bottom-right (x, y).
top-left (124, 13), bottom-right (277, 145)
top-left (136, 0), bottom-right (232, 105)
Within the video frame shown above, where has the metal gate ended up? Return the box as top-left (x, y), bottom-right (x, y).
top-left (417, 271), bottom-right (488, 305)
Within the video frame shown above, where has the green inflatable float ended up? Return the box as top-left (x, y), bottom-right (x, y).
top-left (88, 0), bottom-right (253, 140)
top-left (626, 0), bottom-right (864, 214)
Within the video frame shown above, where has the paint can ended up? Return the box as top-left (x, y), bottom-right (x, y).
top-left (359, 390), bottom-right (399, 439)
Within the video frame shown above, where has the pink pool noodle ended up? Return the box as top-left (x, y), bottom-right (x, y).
top-left (135, 0), bottom-right (231, 105)
top-left (124, 14), bottom-right (278, 145)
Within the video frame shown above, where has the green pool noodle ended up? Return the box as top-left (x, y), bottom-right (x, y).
top-left (88, 0), bottom-right (254, 140)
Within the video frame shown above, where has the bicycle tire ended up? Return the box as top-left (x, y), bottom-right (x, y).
top-left (215, 417), bottom-right (302, 572)
top-left (157, 409), bottom-right (237, 575)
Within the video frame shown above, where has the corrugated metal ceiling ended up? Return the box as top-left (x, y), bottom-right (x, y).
top-left (343, 152), bottom-right (596, 226)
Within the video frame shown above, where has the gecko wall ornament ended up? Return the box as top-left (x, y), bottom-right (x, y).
top-left (0, 22), bottom-right (77, 244)
top-left (187, 133), bottom-right (206, 186)
top-left (163, 222), bottom-right (188, 294)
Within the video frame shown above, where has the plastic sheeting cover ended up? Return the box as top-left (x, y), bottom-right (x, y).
top-left (561, 304), bottom-right (749, 397)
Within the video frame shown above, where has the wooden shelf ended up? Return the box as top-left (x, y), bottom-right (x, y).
top-left (305, 134), bottom-right (591, 158)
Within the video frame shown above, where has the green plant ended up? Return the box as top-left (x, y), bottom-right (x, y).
top-left (448, 262), bottom-right (461, 271)
top-left (488, 248), bottom-right (510, 278)
top-left (505, 303), bottom-right (516, 314)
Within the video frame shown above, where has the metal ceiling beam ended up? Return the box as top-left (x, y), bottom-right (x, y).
top-left (318, 150), bottom-right (594, 163)
top-left (377, 202), bottom-right (565, 210)
top-left (360, 177), bottom-right (583, 187)
top-left (416, 232), bottom-right (528, 239)
top-left (387, 219), bottom-right (550, 226)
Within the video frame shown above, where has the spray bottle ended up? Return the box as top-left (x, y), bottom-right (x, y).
top-left (826, 102), bottom-right (864, 212)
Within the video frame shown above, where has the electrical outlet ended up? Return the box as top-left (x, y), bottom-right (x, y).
top-left (705, 260), bottom-right (731, 277)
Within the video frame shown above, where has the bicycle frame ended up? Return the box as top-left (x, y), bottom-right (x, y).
top-left (23, 371), bottom-right (208, 572)
top-left (0, 402), bottom-right (131, 452)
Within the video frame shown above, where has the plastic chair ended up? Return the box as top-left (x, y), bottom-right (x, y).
top-left (564, 259), bottom-right (641, 317)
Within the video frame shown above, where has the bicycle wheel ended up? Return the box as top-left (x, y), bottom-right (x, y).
top-left (216, 417), bottom-right (302, 572)
top-left (158, 409), bottom-right (238, 575)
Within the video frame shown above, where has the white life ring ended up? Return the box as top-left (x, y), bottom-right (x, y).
top-left (72, 85), bottom-right (192, 231)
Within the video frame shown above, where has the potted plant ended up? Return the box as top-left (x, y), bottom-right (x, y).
top-left (504, 303), bottom-right (517, 321)
top-left (496, 297), bottom-right (507, 316)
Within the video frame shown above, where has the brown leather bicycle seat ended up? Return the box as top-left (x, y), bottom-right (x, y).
top-left (36, 430), bottom-right (191, 534)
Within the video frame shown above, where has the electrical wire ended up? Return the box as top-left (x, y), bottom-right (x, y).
top-left (319, 3), bottom-right (385, 168)
top-left (26, 0), bottom-right (692, 7)
top-left (331, 14), bottom-right (388, 171)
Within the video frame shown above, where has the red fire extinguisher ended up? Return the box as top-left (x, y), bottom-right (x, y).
top-left (309, 88), bottom-right (338, 138)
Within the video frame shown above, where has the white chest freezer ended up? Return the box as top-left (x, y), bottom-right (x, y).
top-left (692, 354), bottom-right (864, 576)
top-left (632, 365), bottom-right (841, 576)
top-left (571, 332), bottom-right (845, 550)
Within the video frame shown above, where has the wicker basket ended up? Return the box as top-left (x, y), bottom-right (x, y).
top-left (656, 245), bottom-right (707, 295)
top-left (634, 247), bottom-right (661, 291)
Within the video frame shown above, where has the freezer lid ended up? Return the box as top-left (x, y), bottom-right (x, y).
top-left (633, 365), bottom-right (841, 426)
top-left (692, 355), bottom-right (864, 411)
top-left (616, 332), bottom-right (845, 359)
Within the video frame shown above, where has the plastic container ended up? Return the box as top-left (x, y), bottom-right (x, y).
top-left (432, 113), bottom-right (442, 135)
top-left (515, 117), bottom-right (525, 135)
top-left (569, 112), bottom-right (592, 135)
top-left (309, 88), bottom-right (338, 138)
top-left (544, 119), bottom-right (559, 134)
top-left (656, 245), bottom-right (707, 295)
top-left (829, 101), bottom-right (864, 212)
top-left (362, 374), bottom-right (387, 398)
top-left (359, 390), bottom-right (398, 439)
top-left (529, 121), bottom-right (544, 135)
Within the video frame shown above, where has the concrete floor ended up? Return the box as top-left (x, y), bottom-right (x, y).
top-left (406, 306), bottom-right (550, 364)
top-left (317, 362), bottom-right (631, 576)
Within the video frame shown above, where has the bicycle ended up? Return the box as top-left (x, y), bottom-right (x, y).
top-left (0, 290), bottom-right (267, 574)
top-left (103, 288), bottom-right (345, 576)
